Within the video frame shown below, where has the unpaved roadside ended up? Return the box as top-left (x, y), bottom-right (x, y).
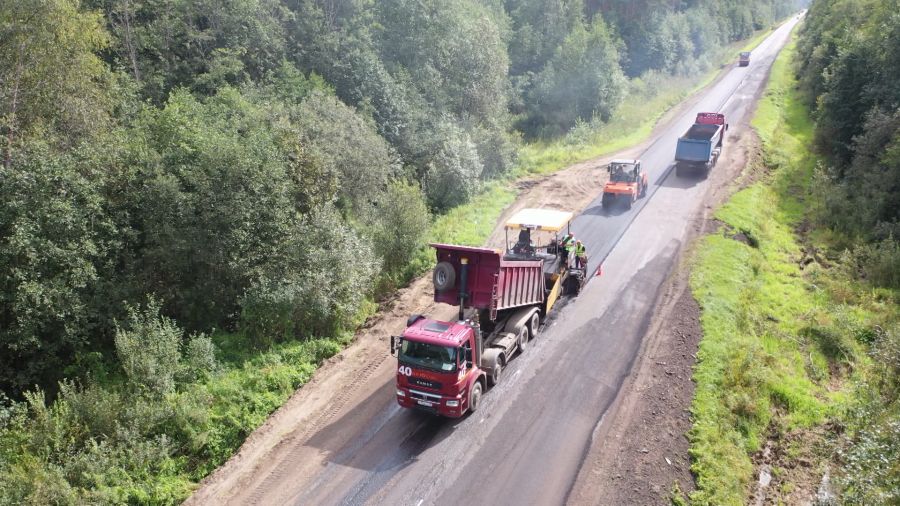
top-left (186, 63), bottom-right (740, 505)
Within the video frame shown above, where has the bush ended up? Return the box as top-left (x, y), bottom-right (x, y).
top-left (240, 206), bottom-right (379, 345)
top-left (855, 238), bottom-right (900, 289)
top-left (115, 300), bottom-right (183, 397)
top-left (0, 140), bottom-right (118, 396)
top-left (526, 18), bottom-right (627, 135)
top-left (423, 122), bottom-right (484, 211)
top-left (115, 299), bottom-right (218, 395)
top-left (294, 90), bottom-right (399, 213)
top-left (370, 181), bottom-right (431, 277)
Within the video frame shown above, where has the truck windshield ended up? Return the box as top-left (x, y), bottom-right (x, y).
top-left (399, 340), bottom-right (457, 372)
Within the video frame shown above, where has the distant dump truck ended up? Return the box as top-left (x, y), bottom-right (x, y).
top-left (675, 112), bottom-right (728, 178)
top-left (391, 209), bottom-right (586, 417)
top-left (739, 51), bottom-right (751, 67)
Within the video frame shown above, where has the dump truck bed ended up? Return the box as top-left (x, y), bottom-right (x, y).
top-left (431, 244), bottom-right (544, 315)
top-left (675, 115), bottom-right (725, 163)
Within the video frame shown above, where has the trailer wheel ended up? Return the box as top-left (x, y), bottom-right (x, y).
top-left (468, 381), bottom-right (483, 414)
top-left (433, 262), bottom-right (456, 292)
top-left (528, 312), bottom-right (541, 340)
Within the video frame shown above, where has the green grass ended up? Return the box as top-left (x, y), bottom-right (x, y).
top-left (687, 35), bottom-right (875, 505)
top-left (184, 332), bottom-right (348, 479)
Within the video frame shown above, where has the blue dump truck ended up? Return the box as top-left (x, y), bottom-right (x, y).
top-left (675, 112), bottom-right (728, 178)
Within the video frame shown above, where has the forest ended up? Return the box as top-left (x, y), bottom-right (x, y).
top-left (1, 0), bottom-right (804, 502)
top-left (793, 0), bottom-right (900, 501)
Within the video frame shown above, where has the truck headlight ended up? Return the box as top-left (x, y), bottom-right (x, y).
top-left (446, 400), bottom-right (459, 407)
top-left (396, 389), bottom-right (406, 397)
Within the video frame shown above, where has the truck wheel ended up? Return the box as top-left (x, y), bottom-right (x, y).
top-left (640, 182), bottom-right (647, 198)
top-left (433, 262), bottom-right (456, 291)
top-left (468, 382), bottom-right (483, 414)
top-left (488, 359), bottom-right (503, 387)
top-left (528, 312), bottom-right (541, 340)
top-left (516, 325), bottom-right (528, 354)
top-left (601, 193), bottom-right (610, 208)
top-left (626, 194), bottom-right (633, 210)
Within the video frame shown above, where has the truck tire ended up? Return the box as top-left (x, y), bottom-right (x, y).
top-left (468, 381), bottom-right (483, 414)
top-left (640, 182), bottom-right (647, 198)
top-left (484, 350), bottom-right (504, 387)
top-left (516, 325), bottom-right (528, 354)
top-left (528, 312), bottom-right (541, 340)
top-left (626, 194), bottom-right (633, 210)
top-left (433, 262), bottom-right (456, 292)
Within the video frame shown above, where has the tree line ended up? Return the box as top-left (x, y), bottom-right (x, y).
top-left (796, 0), bottom-right (900, 289)
top-left (795, 0), bottom-right (899, 501)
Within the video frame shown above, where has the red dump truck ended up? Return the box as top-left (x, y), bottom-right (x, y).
top-left (674, 112), bottom-right (728, 178)
top-left (391, 209), bottom-right (585, 417)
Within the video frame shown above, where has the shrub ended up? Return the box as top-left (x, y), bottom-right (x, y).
top-left (370, 181), bottom-right (431, 277)
top-left (115, 300), bottom-right (183, 397)
top-left (423, 122), bottom-right (484, 211)
top-left (240, 206), bottom-right (379, 345)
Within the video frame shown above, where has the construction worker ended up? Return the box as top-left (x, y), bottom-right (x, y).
top-left (575, 240), bottom-right (587, 269)
top-left (560, 232), bottom-right (575, 267)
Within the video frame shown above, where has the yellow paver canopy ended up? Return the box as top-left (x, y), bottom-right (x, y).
top-left (504, 208), bottom-right (574, 232)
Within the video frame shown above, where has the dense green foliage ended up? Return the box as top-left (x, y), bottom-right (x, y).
top-left (1, 0), bottom-right (806, 502)
top-left (796, 0), bottom-right (900, 281)
top-left (793, 1), bottom-right (900, 502)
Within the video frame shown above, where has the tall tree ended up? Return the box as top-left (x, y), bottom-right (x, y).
top-left (0, 0), bottom-right (112, 167)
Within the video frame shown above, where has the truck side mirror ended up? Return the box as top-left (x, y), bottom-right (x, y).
top-left (390, 335), bottom-right (402, 357)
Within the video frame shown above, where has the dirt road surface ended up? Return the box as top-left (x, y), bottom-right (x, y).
top-left (187, 16), bottom-right (801, 506)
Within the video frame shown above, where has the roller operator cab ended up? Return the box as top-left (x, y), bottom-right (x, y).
top-left (391, 208), bottom-right (586, 417)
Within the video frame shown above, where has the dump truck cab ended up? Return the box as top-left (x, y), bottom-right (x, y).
top-left (601, 159), bottom-right (648, 209)
top-left (392, 316), bottom-right (482, 417)
top-left (392, 208), bottom-right (585, 417)
top-left (739, 51), bottom-right (751, 67)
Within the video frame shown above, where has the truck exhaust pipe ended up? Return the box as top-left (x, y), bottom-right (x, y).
top-left (459, 257), bottom-right (469, 321)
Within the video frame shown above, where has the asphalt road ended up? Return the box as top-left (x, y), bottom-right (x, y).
top-left (212, 17), bottom-right (801, 506)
